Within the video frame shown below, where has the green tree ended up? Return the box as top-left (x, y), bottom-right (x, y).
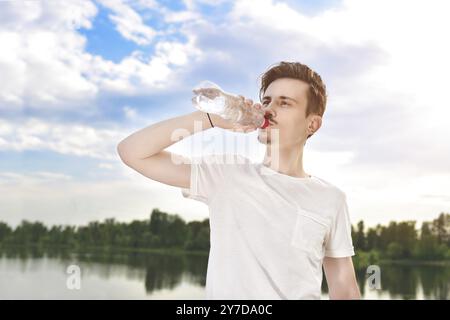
top-left (0, 222), bottom-right (12, 243)
top-left (185, 219), bottom-right (210, 251)
top-left (366, 228), bottom-right (378, 251)
top-left (354, 220), bottom-right (366, 251)
top-left (386, 242), bottom-right (403, 259)
top-left (431, 213), bottom-right (449, 245)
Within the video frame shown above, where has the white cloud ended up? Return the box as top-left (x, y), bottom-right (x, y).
top-left (123, 105), bottom-right (138, 120)
top-left (0, 0), bottom-right (203, 111)
top-left (0, 171), bottom-right (72, 186)
top-left (0, 117), bottom-right (125, 160)
top-left (98, 162), bottom-right (115, 170)
top-left (0, 0), bottom-right (99, 111)
top-left (0, 0), bottom-right (97, 31)
top-left (161, 9), bottom-right (201, 23)
top-left (96, 0), bottom-right (158, 45)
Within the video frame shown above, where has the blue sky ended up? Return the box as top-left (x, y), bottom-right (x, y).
top-left (1, 0), bottom-right (449, 228)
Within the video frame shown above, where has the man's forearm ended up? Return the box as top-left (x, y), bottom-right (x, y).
top-left (117, 110), bottom-right (213, 160)
top-left (329, 283), bottom-right (361, 300)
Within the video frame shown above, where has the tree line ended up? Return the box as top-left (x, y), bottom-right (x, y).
top-left (351, 212), bottom-right (449, 261)
top-left (0, 209), bottom-right (448, 261)
top-left (0, 209), bottom-right (209, 252)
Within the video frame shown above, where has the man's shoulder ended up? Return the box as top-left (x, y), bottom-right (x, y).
top-left (312, 175), bottom-right (347, 202)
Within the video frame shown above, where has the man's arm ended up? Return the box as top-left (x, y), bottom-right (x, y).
top-left (322, 256), bottom-right (361, 299)
top-left (117, 110), bottom-right (214, 189)
top-left (116, 106), bottom-right (254, 189)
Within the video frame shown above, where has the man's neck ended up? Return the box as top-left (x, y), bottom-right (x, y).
top-left (262, 144), bottom-right (310, 178)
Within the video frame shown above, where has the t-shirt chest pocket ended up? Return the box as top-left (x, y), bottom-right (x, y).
top-left (290, 208), bottom-right (331, 259)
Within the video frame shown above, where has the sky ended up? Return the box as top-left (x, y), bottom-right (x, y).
top-left (0, 0), bottom-right (449, 229)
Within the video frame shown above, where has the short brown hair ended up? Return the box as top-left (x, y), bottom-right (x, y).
top-left (258, 61), bottom-right (327, 139)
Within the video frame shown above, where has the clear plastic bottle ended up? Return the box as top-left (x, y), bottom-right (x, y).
top-left (192, 80), bottom-right (270, 129)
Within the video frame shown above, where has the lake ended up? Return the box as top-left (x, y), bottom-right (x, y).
top-left (0, 247), bottom-right (448, 299)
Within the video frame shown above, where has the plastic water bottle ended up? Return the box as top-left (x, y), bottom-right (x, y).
top-left (192, 80), bottom-right (270, 129)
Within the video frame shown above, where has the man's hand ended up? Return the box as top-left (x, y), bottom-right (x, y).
top-left (208, 94), bottom-right (263, 133)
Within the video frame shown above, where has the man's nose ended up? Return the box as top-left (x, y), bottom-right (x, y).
top-left (263, 105), bottom-right (277, 124)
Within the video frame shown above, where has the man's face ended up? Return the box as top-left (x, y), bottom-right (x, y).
top-left (257, 78), bottom-right (319, 148)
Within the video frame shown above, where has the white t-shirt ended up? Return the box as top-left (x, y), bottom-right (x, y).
top-left (180, 153), bottom-right (355, 300)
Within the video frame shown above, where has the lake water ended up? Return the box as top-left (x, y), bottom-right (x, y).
top-left (0, 247), bottom-right (448, 299)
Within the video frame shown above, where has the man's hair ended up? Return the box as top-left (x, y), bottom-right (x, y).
top-left (258, 61), bottom-right (327, 139)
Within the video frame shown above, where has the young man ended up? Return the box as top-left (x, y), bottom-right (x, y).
top-left (117, 61), bottom-right (361, 300)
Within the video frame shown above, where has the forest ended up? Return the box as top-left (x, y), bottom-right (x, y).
top-left (1, 209), bottom-right (449, 266)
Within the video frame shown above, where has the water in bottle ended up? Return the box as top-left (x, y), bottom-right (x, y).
top-left (192, 80), bottom-right (270, 129)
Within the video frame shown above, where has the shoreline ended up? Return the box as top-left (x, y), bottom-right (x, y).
top-left (1, 244), bottom-right (449, 265)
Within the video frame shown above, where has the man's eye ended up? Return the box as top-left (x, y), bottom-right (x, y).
top-left (262, 101), bottom-right (289, 107)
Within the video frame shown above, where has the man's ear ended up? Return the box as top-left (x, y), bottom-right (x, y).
top-left (308, 115), bottom-right (322, 135)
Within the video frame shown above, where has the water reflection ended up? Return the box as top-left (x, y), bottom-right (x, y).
top-left (0, 246), bottom-right (448, 299)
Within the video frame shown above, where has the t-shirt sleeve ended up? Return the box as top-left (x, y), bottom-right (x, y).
top-left (324, 193), bottom-right (355, 258)
top-left (180, 154), bottom-right (231, 204)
